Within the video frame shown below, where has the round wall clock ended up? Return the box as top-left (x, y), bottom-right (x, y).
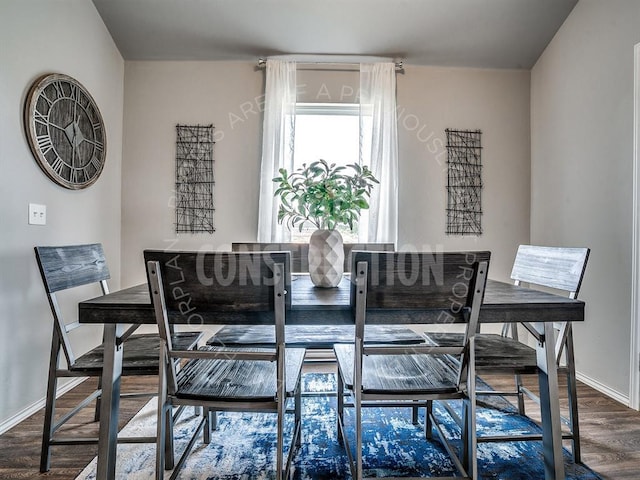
top-left (24, 73), bottom-right (106, 189)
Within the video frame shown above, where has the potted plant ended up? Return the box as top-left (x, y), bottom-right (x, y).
top-left (273, 159), bottom-right (378, 287)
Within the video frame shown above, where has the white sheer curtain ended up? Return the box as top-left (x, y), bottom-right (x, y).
top-left (257, 59), bottom-right (297, 242)
top-left (359, 63), bottom-right (399, 245)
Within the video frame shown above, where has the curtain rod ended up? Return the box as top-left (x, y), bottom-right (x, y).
top-left (257, 58), bottom-right (404, 72)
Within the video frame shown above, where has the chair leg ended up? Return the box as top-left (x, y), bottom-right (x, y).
top-left (40, 338), bottom-right (61, 473)
top-left (515, 373), bottom-right (526, 415)
top-left (565, 326), bottom-right (582, 463)
top-left (209, 409), bottom-right (218, 431)
top-left (203, 407), bottom-right (211, 444)
top-left (463, 398), bottom-right (478, 480)
top-left (425, 400), bottom-right (433, 440)
top-left (155, 397), bottom-right (167, 480)
top-left (276, 397), bottom-right (285, 480)
top-left (156, 355), bottom-right (175, 472)
top-left (94, 376), bottom-right (102, 422)
top-left (510, 324), bottom-right (527, 415)
top-left (337, 373), bottom-right (344, 444)
top-left (39, 374), bottom-right (58, 473)
top-left (295, 384), bottom-right (302, 448)
top-left (462, 400), bottom-right (470, 466)
top-left (355, 395), bottom-right (363, 480)
top-left (163, 406), bottom-right (175, 470)
top-left (466, 338), bottom-right (478, 480)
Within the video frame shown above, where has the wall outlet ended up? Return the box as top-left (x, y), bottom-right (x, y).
top-left (28, 203), bottom-right (46, 225)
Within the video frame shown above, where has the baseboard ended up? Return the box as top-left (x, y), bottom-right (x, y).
top-left (576, 371), bottom-right (629, 406)
top-left (0, 377), bottom-right (86, 435)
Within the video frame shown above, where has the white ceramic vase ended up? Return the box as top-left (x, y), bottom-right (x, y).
top-left (308, 229), bottom-right (344, 288)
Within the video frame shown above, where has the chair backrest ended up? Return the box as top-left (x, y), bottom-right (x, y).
top-left (351, 250), bottom-right (490, 387)
top-left (34, 243), bottom-right (110, 368)
top-left (509, 245), bottom-right (590, 359)
top-left (145, 250), bottom-right (290, 395)
top-left (350, 250), bottom-right (490, 318)
top-left (35, 243), bottom-right (110, 293)
top-left (144, 250), bottom-right (291, 324)
top-left (232, 242), bottom-right (394, 273)
top-left (510, 245), bottom-right (590, 299)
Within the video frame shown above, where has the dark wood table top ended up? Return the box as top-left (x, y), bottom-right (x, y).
top-left (79, 276), bottom-right (584, 326)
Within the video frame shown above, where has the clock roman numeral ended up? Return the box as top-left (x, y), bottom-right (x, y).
top-left (79, 91), bottom-right (89, 108)
top-left (88, 155), bottom-right (102, 173)
top-left (41, 91), bottom-right (54, 106)
top-left (34, 111), bottom-right (49, 126)
top-left (69, 83), bottom-right (80, 101)
top-left (36, 134), bottom-right (53, 155)
top-left (48, 156), bottom-right (65, 176)
top-left (83, 162), bottom-right (96, 179)
top-left (70, 168), bottom-right (87, 184)
top-left (52, 81), bottom-right (65, 99)
top-left (85, 138), bottom-right (104, 152)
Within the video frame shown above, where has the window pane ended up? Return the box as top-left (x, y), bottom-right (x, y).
top-left (291, 104), bottom-right (360, 242)
top-left (294, 114), bottom-right (359, 168)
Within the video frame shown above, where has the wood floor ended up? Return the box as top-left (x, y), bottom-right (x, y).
top-left (1, 372), bottom-right (639, 479)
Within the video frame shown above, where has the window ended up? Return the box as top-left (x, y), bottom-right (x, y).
top-left (291, 103), bottom-right (364, 242)
top-left (258, 61), bottom-right (397, 245)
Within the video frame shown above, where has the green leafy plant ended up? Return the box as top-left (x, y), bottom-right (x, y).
top-left (273, 159), bottom-right (379, 231)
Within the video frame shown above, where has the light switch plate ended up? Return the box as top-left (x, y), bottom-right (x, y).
top-left (29, 203), bottom-right (46, 225)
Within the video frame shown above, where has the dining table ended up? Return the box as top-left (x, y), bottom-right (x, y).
top-left (79, 275), bottom-right (584, 480)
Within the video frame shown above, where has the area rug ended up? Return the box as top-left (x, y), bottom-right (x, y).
top-left (76, 373), bottom-right (602, 479)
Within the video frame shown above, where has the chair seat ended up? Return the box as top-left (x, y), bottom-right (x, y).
top-left (424, 332), bottom-right (538, 374)
top-left (175, 346), bottom-right (306, 402)
top-left (334, 344), bottom-right (459, 394)
top-left (71, 332), bottom-right (203, 374)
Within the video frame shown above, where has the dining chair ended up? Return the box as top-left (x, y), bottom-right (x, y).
top-left (35, 243), bottom-right (202, 472)
top-left (426, 245), bottom-right (589, 462)
top-left (334, 250), bottom-right (490, 480)
top-left (145, 250), bottom-right (305, 480)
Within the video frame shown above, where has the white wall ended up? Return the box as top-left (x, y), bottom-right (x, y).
top-left (397, 66), bottom-right (531, 280)
top-left (120, 61), bottom-right (265, 285)
top-left (0, 0), bottom-right (124, 427)
top-left (121, 62), bottom-right (530, 286)
top-left (531, 0), bottom-right (640, 399)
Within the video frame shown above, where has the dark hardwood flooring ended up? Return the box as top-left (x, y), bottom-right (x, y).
top-left (0, 377), bottom-right (153, 479)
top-left (485, 374), bottom-right (640, 480)
top-left (0, 371), bottom-right (639, 479)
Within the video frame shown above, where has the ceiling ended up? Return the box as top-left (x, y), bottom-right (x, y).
top-left (92, 0), bottom-right (578, 69)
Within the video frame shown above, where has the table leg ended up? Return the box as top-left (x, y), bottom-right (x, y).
top-left (96, 323), bottom-right (124, 480)
top-left (537, 322), bottom-right (565, 480)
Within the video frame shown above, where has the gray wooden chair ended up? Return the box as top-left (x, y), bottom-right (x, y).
top-left (35, 244), bottom-right (202, 472)
top-left (145, 250), bottom-right (305, 480)
top-left (334, 251), bottom-right (490, 480)
top-left (426, 245), bottom-right (589, 462)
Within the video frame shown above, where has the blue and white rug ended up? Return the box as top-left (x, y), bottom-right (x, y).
top-left (76, 373), bottom-right (602, 479)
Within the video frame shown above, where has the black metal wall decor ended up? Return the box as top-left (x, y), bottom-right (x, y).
top-left (175, 124), bottom-right (215, 233)
top-left (445, 129), bottom-right (482, 235)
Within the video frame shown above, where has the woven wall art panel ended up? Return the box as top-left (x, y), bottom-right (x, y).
top-left (446, 129), bottom-right (482, 235)
top-left (175, 124), bottom-right (215, 233)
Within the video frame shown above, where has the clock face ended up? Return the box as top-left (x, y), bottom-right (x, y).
top-left (24, 73), bottom-right (106, 189)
